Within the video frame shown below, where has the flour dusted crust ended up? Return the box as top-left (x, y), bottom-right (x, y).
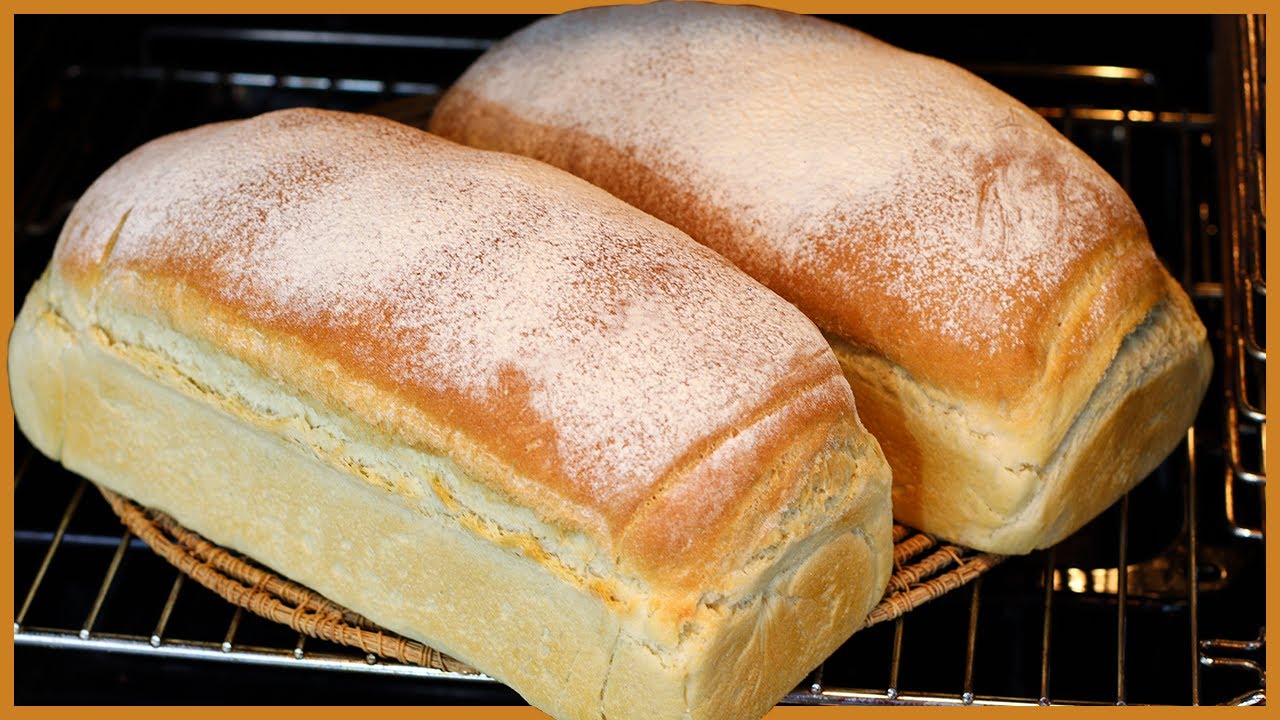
top-left (11, 108), bottom-right (893, 719)
top-left (430, 2), bottom-right (1214, 553)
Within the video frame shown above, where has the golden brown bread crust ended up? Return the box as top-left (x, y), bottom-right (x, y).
top-left (14, 107), bottom-right (895, 717)
top-left (432, 89), bottom-right (1167, 415)
top-left (429, 2), bottom-right (1213, 552)
top-left (49, 107), bottom-right (873, 591)
top-left (432, 4), bottom-right (1172, 415)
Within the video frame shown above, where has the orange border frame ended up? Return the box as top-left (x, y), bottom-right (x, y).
top-left (2, 5), bottom-right (1274, 720)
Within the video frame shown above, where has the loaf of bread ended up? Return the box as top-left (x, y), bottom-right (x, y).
top-left (9, 108), bottom-right (894, 719)
top-left (430, 2), bottom-right (1214, 555)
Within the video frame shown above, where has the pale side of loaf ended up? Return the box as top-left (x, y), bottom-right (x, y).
top-left (9, 108), bottom-right (893, 719)
top-left (429, 2), bottom-right (1214, 554)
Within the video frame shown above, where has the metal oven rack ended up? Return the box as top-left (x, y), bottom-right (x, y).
top-left (12, 15), bottom-right (1266, 707)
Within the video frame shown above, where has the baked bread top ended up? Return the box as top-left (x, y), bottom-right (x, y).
top-left (47, 107), bottom-right (877, 598)
top-left (430, 2), bottom-right (1170, 435)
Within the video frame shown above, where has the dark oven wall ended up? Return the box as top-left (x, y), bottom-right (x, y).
top-left (13, 13), bottom-right (1265, 708)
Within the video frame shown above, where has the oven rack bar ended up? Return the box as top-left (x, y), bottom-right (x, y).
top-left (68, 64), bottom-right (445, 100)
top-left (60, 62), bottom-right (1224, 128)
top-left (15, 628), bottom-right (498, 682)
top-left (1214, 14), bottom-right (1267, 551)
top-left (9, 629), bottom-right (1125, 707)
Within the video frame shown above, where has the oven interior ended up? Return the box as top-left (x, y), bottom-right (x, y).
top-left (12, 14), bottom-right (1266, 707)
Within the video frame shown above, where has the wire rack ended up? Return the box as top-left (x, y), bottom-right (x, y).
top-left (12, 16), bottom-right (1266, 707)
top-left (1194, 16), bottom-right (1267, 705)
